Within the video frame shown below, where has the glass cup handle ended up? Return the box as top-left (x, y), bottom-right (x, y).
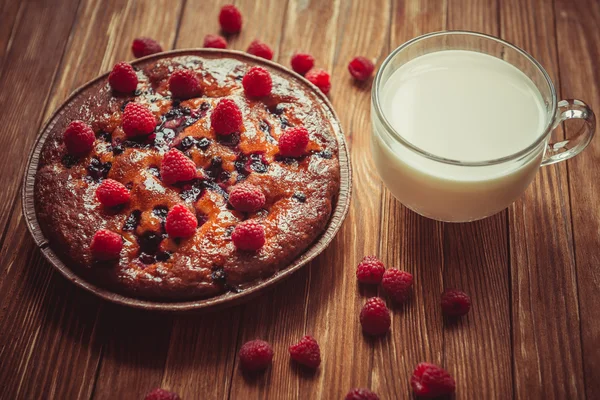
top-left (542, 99), bottom-right (596, 166)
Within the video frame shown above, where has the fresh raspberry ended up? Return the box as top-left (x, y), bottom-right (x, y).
top-left (356, 255), bottom-right (385, 284)
top-left (90, 229), bottom-right (123, 261)
top-left (168, 69), bottom-right (202, 99)
top-left (108, 62), bottom-right (138, 93)
top-left (359, 297), bottom-right (391, 336)
top-left (345, 388), bottom-right (380, 400)
top-left (232, 220), bottom-right (265, 251)
top-left (441, 289), bottom-right (471, 317)
top-left (219, 4), bottom-right (242, 34)
top-left (348, 56), bottom-right (375, 81)
top-left (63, 120), bottom-right (95, 156)
top-left (278, 126), bottom-right (309, 158)
top-left (289, 335), bottom-right (321, 369)
top-left (305, 68), bottom-right (331, 95)
top-left (290, 52), bottom-right (315, 76)
top-left (411, 362), bottom-right (456, 398)
top-left (211, 98), bottom-right (243, 135)
top-left (242, 66), bottom-right (272, 97)
top-left (122, 102), bottom-right (156, 137)
top-left (96, 179), bottom-right (130, 207)
top-left (229, 183), bottom-right (266, 212)
top-left (203, 34), bottom-right (227, 49)
top-left (143, 388), bottom-right (181, 400)
top-left (238, 339), bottom-right (273, 372)
top-left (246, 40), bottom-right (274, 60)
top-left (165, 204), bottom-right (198, 238)
top-left (160, 148), bottom-right (197, 185)
top-left (132, 37), bottom-right (163, 58)
top-left (381, 268), bottom-right (413, 303)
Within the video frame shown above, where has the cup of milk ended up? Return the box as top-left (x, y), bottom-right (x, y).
top-left (371, 31), bottom-right (596, 222)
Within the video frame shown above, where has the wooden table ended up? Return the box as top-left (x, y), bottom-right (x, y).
top-left (1, 0), bottom-right (598, 398)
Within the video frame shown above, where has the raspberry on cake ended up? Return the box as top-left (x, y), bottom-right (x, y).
top-left (219, 4), bottom-right (243, 34)
top-left (122, 102), bottom-right (156, 137)
top-left (247, 40), bottom-right (274, 60)
top-left (211, 98), bottom-right (243, 135)
top-left (232, 220), bottom-right (265, 251)
top-left (203, 34), bottom-right (227, 49)
top-left (291, 52), bottom-right (315, 76)
top-left (108, 62), bottom-right (138, 93)
top-left (166, 204), bottom-right (198, 238)
top-left (160, 148), bottom-right (197, 185)
top-left (96, 179), bottom-right (130, 207)
top-left (90, 229), bottom-right (123, 261)
top-left (278, 126), bottom-right (309, 157)
top-left (132, 37), bottom-right (163, 58)
top-left (238, 339), bottom-right (273, 372)
top-left (242, 66), bottom-right (272, 98)
top-left (229, 183), bottom-right (266, 212)
top-left (63, 120), bottom-right (95, 156)
top-left (168, 69), bottom-right (202, 99)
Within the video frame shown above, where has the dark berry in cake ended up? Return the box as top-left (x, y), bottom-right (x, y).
top-left (242, 66), bottom-right (272, 98)
top-left (381, 268), bottom-right (413, 303)
top-left (278, 126), bottom-right (309, 157)
top-left (168, 69), bottom-right (202, 99)
top-left (356, 255), bottom-right (385, 284)
top-left (305, 68), bottom-right (331, 95)
top-left (229, 183), bottom-right (265, 212)
top-left (345, 388), bottom-right (380, 400)
top-left (211, 98), bottom-right (242, 135)
top-left (291, 52), bottom-right (315, 76)
top-left (289, 335), bottom-right (321, 369)
top-left (360, 297), bottom-right (390, 336)
top-left (166, 204), bottom-right (198, 238)
top-left (132, 37), bottom-right (163, 58)
top-left (144, 388), bottom-right (181, 400)
top-left (108, 62), bottom-right (138, 93)
top-left (90, 229), bottom-right (122, 261)
top-left (247, 40), bottom-right (274, 60)
top-left (160, 148), bottom-right (197, 185)
top-left (204, 34), bottom-right (227, 49)
top-left (411, 362), bottom-right (456, 398)
top-left (232, 220), bottom-right (265, 251)
top-left (219, 4), bottom-right (243, 34)
top-left (239, 340), bottom-right (273, 372)
top-left (63, 120), bottom-right (95, 156)
top-left (96, 179), bottom-right (130, 207)
top-left (441, 289), bottom-right (471, 317)
top-left (348, 56), bottom-right (375, 81)
top-left (122, 102), bottom-right (156, 137)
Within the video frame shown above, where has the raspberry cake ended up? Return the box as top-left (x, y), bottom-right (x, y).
top-left (33, 51), bottom-right (343, 301)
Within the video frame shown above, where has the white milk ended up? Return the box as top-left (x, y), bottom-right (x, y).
top-left (372, 50), bottom-right (549, 221)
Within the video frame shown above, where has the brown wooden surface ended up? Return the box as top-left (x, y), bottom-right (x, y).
top-left (1, 0), bottom-right (598, 398)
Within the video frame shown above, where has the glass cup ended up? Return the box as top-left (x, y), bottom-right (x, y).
top-left (371, 31), bottom-right (596, 222)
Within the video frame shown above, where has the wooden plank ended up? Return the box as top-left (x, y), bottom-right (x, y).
top-left (0, 0), bottom-right (24, 73)
top-left (554, 0), bottom-right (600, 397)
top-left (501, 0), bottom-right (585, 398)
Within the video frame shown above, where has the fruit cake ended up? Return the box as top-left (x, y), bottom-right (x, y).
top-left (34, 52), bottom-right (341, 300)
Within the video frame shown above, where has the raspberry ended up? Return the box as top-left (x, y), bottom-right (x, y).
top-left (203, 34), bottom-right (227, 49)
top-left (278, 126), bottom-right (309, 158)
top-left (132, 37), bottom-right (163, 58)
top-left (108, 62), bottom-right (138, 93)
top-left (348, 56), bottom-right (375, 81)
top-left (211, 98), bottom-right (243, 136)
top-left (359, 297), bottom-right (391, 336)
top-left (290, 52), bottom-right (315, 76)
top-left (160, 148), bottom-right (197, 185)
top-left (289, 335), bottom-right (321, 369)
top-left (238, 339), bottom-right (273, 372)
top-left (246, 40), bottom-right (274, 60)
top-left (63, 120), bottom-right (95, 156)
top-left (381, 268), bottom-right (413, 303)
top-left (356, 255), bottom-right (385, 284)
top-left (165, 204), bottom-right (198, 238)
top-left (168, 69), bottom-right (202, 99)
top-left (219, 4), bottom-right (242, 34)
top-left (345, 388), bottom-right (380, 400)
top-left (242, 66), bottom-right (272, 97)
top-left (441, 289), bottom-right (471, 317)
top-left (96, 179), bottom-right (130, 207)
top-left (411, 362), bottom-right (456, 398)
top-left (122, 102), bottom-right (156, 137)
top-left (229, 183), bottom-right (266, 212)
top-left (305, 68), bottom-right (331, 95)
top-left (143, 388), bottom-right (181, 400)
top-left (232, 220), bottom-right (265, 251)
top-left (90, 229), bottom-right (123, 261)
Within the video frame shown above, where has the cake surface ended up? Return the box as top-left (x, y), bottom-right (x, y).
top-left (34, 52), bottom-right (341, 300)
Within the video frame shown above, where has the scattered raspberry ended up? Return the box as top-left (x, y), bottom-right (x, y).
top-left (132, 37), bottom-right (163, 58)
top-left (289, 335), bottom-right (321, 369)
top-left (203, 34), bottom-right (227, 49)
top-left (381, 268), bottom-right (413, 303)
top-left (305, 68), bottom-right (331, 95)
top-left (356, 255), bottom-right (385, 284)
top-left (63, 120), bottom-right (95, 156)
top-left (160, 148), bottom-right (197, 185)
top-left (441, 289), bottom-right (471, 317)
top-left (242, 66), bottom-right (272, 97)
top-left (122, 102), bottom-right (156, 137)
top-left (411, 362), bottom-right (456, 398)
top-left (90, 229), bottom-right (123, 261)
top-left (96, 179), bottom-right (130, 207)
top-left (211, 98), bottom-right (243, 135)
top-left (229, 183), bottom-right (266, 212)
top-left (165, 204), bottom-right (198, 238)
top-left (359, 297), bottom-right (391, 336)
top-left (278, 126), bottom-right (309, 158)
top-left (143, 388), bottom-right (181, 400)
top-left (232, 220), bottom-right (265, 251)
top-left (168, 69), bottom-right (202, 99)
top-left (238, 339), bottom-right (273, 372)
top-left (348, 56), bottom-right (375, 81)
top-left (219, 4), bottom-right (242, 34)
top-left (247, 40), bottom-right (274, 60)
top-left (291, 52), bottom-right (315, 76)
top-left (345, 388), bottom-right (380, 400)
top-left (108, 62), bottom-right (138, 93)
